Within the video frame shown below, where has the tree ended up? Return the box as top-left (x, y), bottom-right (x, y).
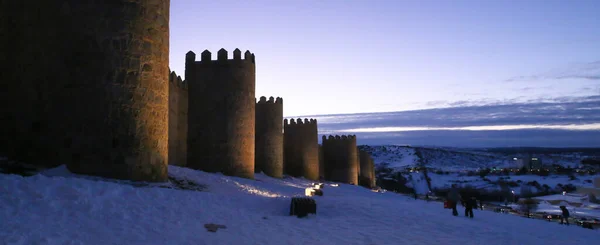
top-left (520, 185), bottom-right (533, 198)
top-left (479, 168), bottom-right (491, 178)
top-left (518, 198), bottom-right (538, 218)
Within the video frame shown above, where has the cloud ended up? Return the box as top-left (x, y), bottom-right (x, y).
top-left (505, 60), bottom-right (600, 82)
top-left (307, 95), bottom-right (600, 147)
top-left (350, 130), bottom-right (600, 148)
top-left (338, 123), bottom-right (600, 133)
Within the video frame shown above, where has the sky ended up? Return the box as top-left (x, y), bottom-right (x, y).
top-left (169, 0), bottom-right (600, 147)
top-left (313, 96), bottom-right (600, 147)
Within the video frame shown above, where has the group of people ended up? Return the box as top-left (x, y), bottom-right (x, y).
top-left (446, 184), bottom-right (478, 218)
top-left (444, 184), bottom-right (573, 224)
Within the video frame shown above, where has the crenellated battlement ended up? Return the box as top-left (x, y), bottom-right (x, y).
top-left (255, 95), bottom-right (284, 178)
top-left (321, 134), bottom-right (359, 185)
top-left (283, 116), bottom-right (319, 180)
top-left (169, 69), bottom-right (187, 90)
top-left (186, 48), bottom-right (255, 64)
top-left (284, 118), bottom-right (317, 127)
top-left (322, 134), bottom-right (357, 142)
top-left (186, 47), bottom-right (256, 180)
top-left (168, 68), bottom-right (189, 167)
top-left (256, 96), bottom-right (283, 105)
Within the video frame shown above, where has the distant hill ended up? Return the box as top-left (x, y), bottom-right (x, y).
top-left (359, 145), bottom-right (600, 171)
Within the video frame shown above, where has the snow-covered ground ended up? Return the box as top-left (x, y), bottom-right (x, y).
top-left (426, 173), bottom-right (598, 191)
top-left (363, 145), bottom-right (600, 171)
top-left (363, 145), bottom-right (418, 169)
top-left (1, 165), bottom-right (598, 245)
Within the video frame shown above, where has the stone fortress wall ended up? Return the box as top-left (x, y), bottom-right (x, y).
top-left (168, 70), bottom-right (187, 167)
top-left (284, 119), bottom-right (320, 180)
top-left (0, 0), bottom-right (171, 181)
top-left (185, 49), bottom-right (256, 179)
top-left (359, 150), bottom-right (376, 188)
top-left (255, 97), bottom-right (284, 178)
top-left (321, 135), bottom-right (359, 185)
top-left (0, 0), bottom-right (376, 187)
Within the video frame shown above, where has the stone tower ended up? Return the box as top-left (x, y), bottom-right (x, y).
top-left (284, 118), bottom-right (319, 180)
top-left (322, 135), bottom-right (358, 185)
top-left (255, 96), bottom-right (284, 178)
top-left (0, 1), bottom-right (170, 181)
top-left (359, 150), bottom-right (375, 188)
top-left (168, 71), bottom-right (188, 166)
top-left (186, 49), bottom-right (256, 179)
top-left (318, 145), bottom-right (325, 180)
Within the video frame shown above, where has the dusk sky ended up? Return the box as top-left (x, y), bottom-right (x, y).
top-left (169, 0), bottom-right (600, 147)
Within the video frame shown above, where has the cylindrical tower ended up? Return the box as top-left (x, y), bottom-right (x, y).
top-left (302, 119), bottom-right (320, 180)
top-left (283, 118), bottom-right (319, 180)
top-left (370, 157), bottom-right (377, 188)
top-left (187, 48), bottom-right (256, 179)
top-left (0, 1), bottom-right (170, 181)
top-left (318, 144), bottom-right (325, 180)
top-left (359, 150), bottom-right (374, 188)
top-left (284, 119), bottom-right (301, 177)
top-left (255, 96), bottom-right (284, 178)
top-left (322, 135), bottom-right (358, 185)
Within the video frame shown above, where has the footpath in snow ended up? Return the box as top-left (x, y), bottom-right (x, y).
top-left (1, 165), bottom-right (598, 245)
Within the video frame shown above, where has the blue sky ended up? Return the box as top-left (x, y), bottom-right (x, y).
top-left (169, 0), bottom-right (600, 147)
top-left (170, 0), bottom-right (599, 116)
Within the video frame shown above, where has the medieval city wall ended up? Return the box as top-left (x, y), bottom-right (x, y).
top-left (0, 0), bottom-right (170, 181)
top-left (318, 145), bottom-right (325, 180)
top-left (322, 135), bottom-right (359, 185)
top-left (284, 118), bottom-right (319, 180)
top-left (186, 49), bottom-right (256, 179)
top-left (169, 70), bottom-right (187, 166)
top-left (255, 96), bottom-right (284, 178)
top-left (359, 150), bottom-right (375, 188)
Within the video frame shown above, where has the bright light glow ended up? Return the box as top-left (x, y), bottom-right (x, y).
top-left (338, 123), bottom-right (600, 133)
top-left (234, 182), bottom-right (282, 198)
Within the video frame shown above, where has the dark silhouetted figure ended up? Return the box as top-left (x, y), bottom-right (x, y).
top-left (559, 206), bottom-right (570, 225)
top-left (447, 184), bottom-right (461, 216)
top-left (462, 196), bottom-right (477, 218)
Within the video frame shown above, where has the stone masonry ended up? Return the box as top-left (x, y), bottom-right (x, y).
top-left (284, 118), bottom-right (319, 180)
top-left (186, 49), bottom-right (256, 179)
top-left (322, 135), bottom-right (359, 185)
top-left (318, 145), bottom-right (325, 180)
top-left (359, 150), bottom-right (375, 188)
top-left (168, 70), bottom-right (187, 166)
top-left (255, 96), bottom-right (284, 178)
top-left (0, 0), bottom-right (170, 182)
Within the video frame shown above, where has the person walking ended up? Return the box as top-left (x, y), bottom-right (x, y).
top-left (447, 184), bottom-right (461, 216)
top-left (559, 206), bottom-right (570, 225)
top-left (462, 196), bottom-right (476, 218)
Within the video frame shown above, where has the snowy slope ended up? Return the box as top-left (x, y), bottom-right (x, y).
top-left (426, 173), bottom-right (599, 191)
top-left (1, 166), bottom-right (598, 245)
top-left (360, 145), bottom-right (418, 169)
